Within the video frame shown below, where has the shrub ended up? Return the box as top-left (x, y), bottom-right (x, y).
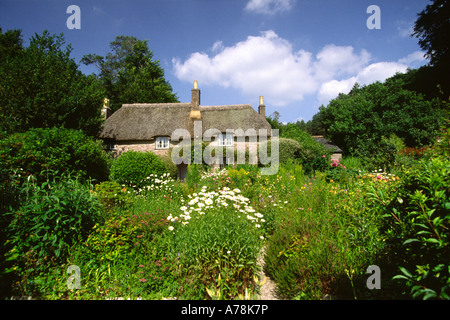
top-left (94, 181), bottom-right (132, 213)
top-left (358, 134), bottom-right (407, 172)
top-left (259, 137), bottom-right (328, 175)
top-left (109, 151), bottom-right (167, 189)
top-left (271, 138), bottom-right (301, 165)
top-left (281, 126), bottom-right (330, 172)
top-left (3, 172), bottom-right (103, 296)
top-left (157, 154), bottom-right (178, 179)
top-left (62, 192), bottom-right (181, 300)
top-left (382, 133), bottom-right (449, 299)
top-left (0, 127), bottom-right (110, 184)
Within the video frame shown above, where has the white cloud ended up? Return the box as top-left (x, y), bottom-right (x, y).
top-left (317, 77), bottom-right (357, 105)
top-left (317, 61), bottom-right (409, 105)
top-left (173, 30), bottom-right (316, 106)
top-left (244, 0), bottom-right (295, 15)
top-left (357, 62), bottom-right (408, 84)
top-left (398, 50), bottom-right (426, 66)
top-left (314, 44), bottom-right (371, 81)
top-left (173, 30), bottom-right (423, 108)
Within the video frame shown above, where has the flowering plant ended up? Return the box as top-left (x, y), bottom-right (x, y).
top-left (167, 186), bottom-right (264, 231)
top-left (167, 185), bottom-right (263, 299)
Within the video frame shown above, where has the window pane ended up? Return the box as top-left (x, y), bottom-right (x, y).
top-left (219, 133), bottom-right (233, 146)
top-left (156, 137), bottom-right (169, 149)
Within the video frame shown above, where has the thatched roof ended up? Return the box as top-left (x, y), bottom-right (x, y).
top-left (99, 102), bottom-right (271, 141)
top-left (200, 105), bottom-right (271, 137)
top-left (100, 103), bottom-right (191, 141)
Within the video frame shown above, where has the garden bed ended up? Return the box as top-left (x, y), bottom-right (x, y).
top-left (1, 133), bottom-right (448, 300)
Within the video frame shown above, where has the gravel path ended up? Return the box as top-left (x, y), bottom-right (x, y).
top-left (256, 246), bottom-right (281, 300)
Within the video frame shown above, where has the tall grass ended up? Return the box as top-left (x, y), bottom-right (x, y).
top-left (262, 166), bottom-right (401, 299)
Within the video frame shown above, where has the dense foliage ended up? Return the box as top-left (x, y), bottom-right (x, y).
top-left (260, 121), bottom-right (330, 174)
top-left (81, 35), bottom-right (179, 113)
top-left (0, 30), bottom-right (104, 136)
top-left (413, 0), bottom-right (450, 69)
top-left (2, 173), bottom-right (103, 296)
top-left (314, 76), bottom-right (444, 162)
top-left (381, 130), bottom-right (449, 299)
top-left (109, 151), bottom-right (168, 189)
top-left (0, 127), bottom-right (110, 185)
top-left (1, 130), bottom-right (448, 299)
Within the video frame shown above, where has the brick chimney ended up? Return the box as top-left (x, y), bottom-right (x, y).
top-left (191, 80), bottom-right (200, 110)
top-left (258, 96), bottom-right (266, 118)
top-left (190, 81), bottom-right (201, 121)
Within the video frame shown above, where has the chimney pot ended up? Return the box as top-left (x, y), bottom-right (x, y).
top-left (101, 98), bottom-right (111, 120)
top-left (258, 96), bottom-right (266, 118)
top-left (191, 80), bottom-right (200, 109)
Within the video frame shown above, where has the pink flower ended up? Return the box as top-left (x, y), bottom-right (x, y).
top-left (139, 278), bottom-right (147, 283)
top-left (139, 264), bottom-right (144, 267)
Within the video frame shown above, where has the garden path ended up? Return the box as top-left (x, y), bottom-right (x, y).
top-left (256, 246), bottom-right (280, 300)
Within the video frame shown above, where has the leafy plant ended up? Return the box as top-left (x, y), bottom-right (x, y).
top-left (109, 151), bottom-right (167, 189)
top-left (383, 137), bottom-right (449, 299)
top-left (94, 181), bottom-right (132, 213)
top-left (0, 127), bottom-right (110, 185)
top-left (4, 172), bottom-right (103, 296)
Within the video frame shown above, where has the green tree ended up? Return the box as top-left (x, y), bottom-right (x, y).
top-left (0, 30), bottom-right (104, 136)
top-left (412, 0), bottom-right (450, 98)
top-left (317, 74), bottom-right (443, 157)
top-left (0, 127), bottom-right (110, 184)
top-left (82, 36), bottom-right (179, 112)
top-left (0, 28), bottom-right (23, 64)
top-left (413, 0), bottom-right (450, 67)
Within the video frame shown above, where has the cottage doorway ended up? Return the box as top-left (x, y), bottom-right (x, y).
top-left (177, 163), bottom-right (188, 181)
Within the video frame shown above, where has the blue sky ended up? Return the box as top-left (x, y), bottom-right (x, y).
top-left (0, 0), bottom-right (430, 122)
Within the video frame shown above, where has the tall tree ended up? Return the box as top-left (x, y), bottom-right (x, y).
top-left (81, 36), bottom-right (179, 112)
top-left (0, 30), bottom-right (104, 136)
top-left (0, 28), bottom-right (23, 63)
top-left (317, 74), bottom-right (443, 156)
top-left (412, 0), bottom-right (450, 98)
top-left (413, 0), bottom-right (450, 67)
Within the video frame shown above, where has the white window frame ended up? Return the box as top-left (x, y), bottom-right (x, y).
top-left (218, 133), bottom-right (233, 146)
top-left (155, 136), bottom-right (170, 149)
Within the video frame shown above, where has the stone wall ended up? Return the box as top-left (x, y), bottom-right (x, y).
top-left (113, 139), bottom-right (172, 157)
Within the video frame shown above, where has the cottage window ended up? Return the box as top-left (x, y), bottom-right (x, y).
top-left (156, 136), bottom-right (170, 149)
top-left (218, 133), bottom-right (233, 146)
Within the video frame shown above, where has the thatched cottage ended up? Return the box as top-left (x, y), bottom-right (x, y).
top-left (99, 81), bottom-right (273, 179)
